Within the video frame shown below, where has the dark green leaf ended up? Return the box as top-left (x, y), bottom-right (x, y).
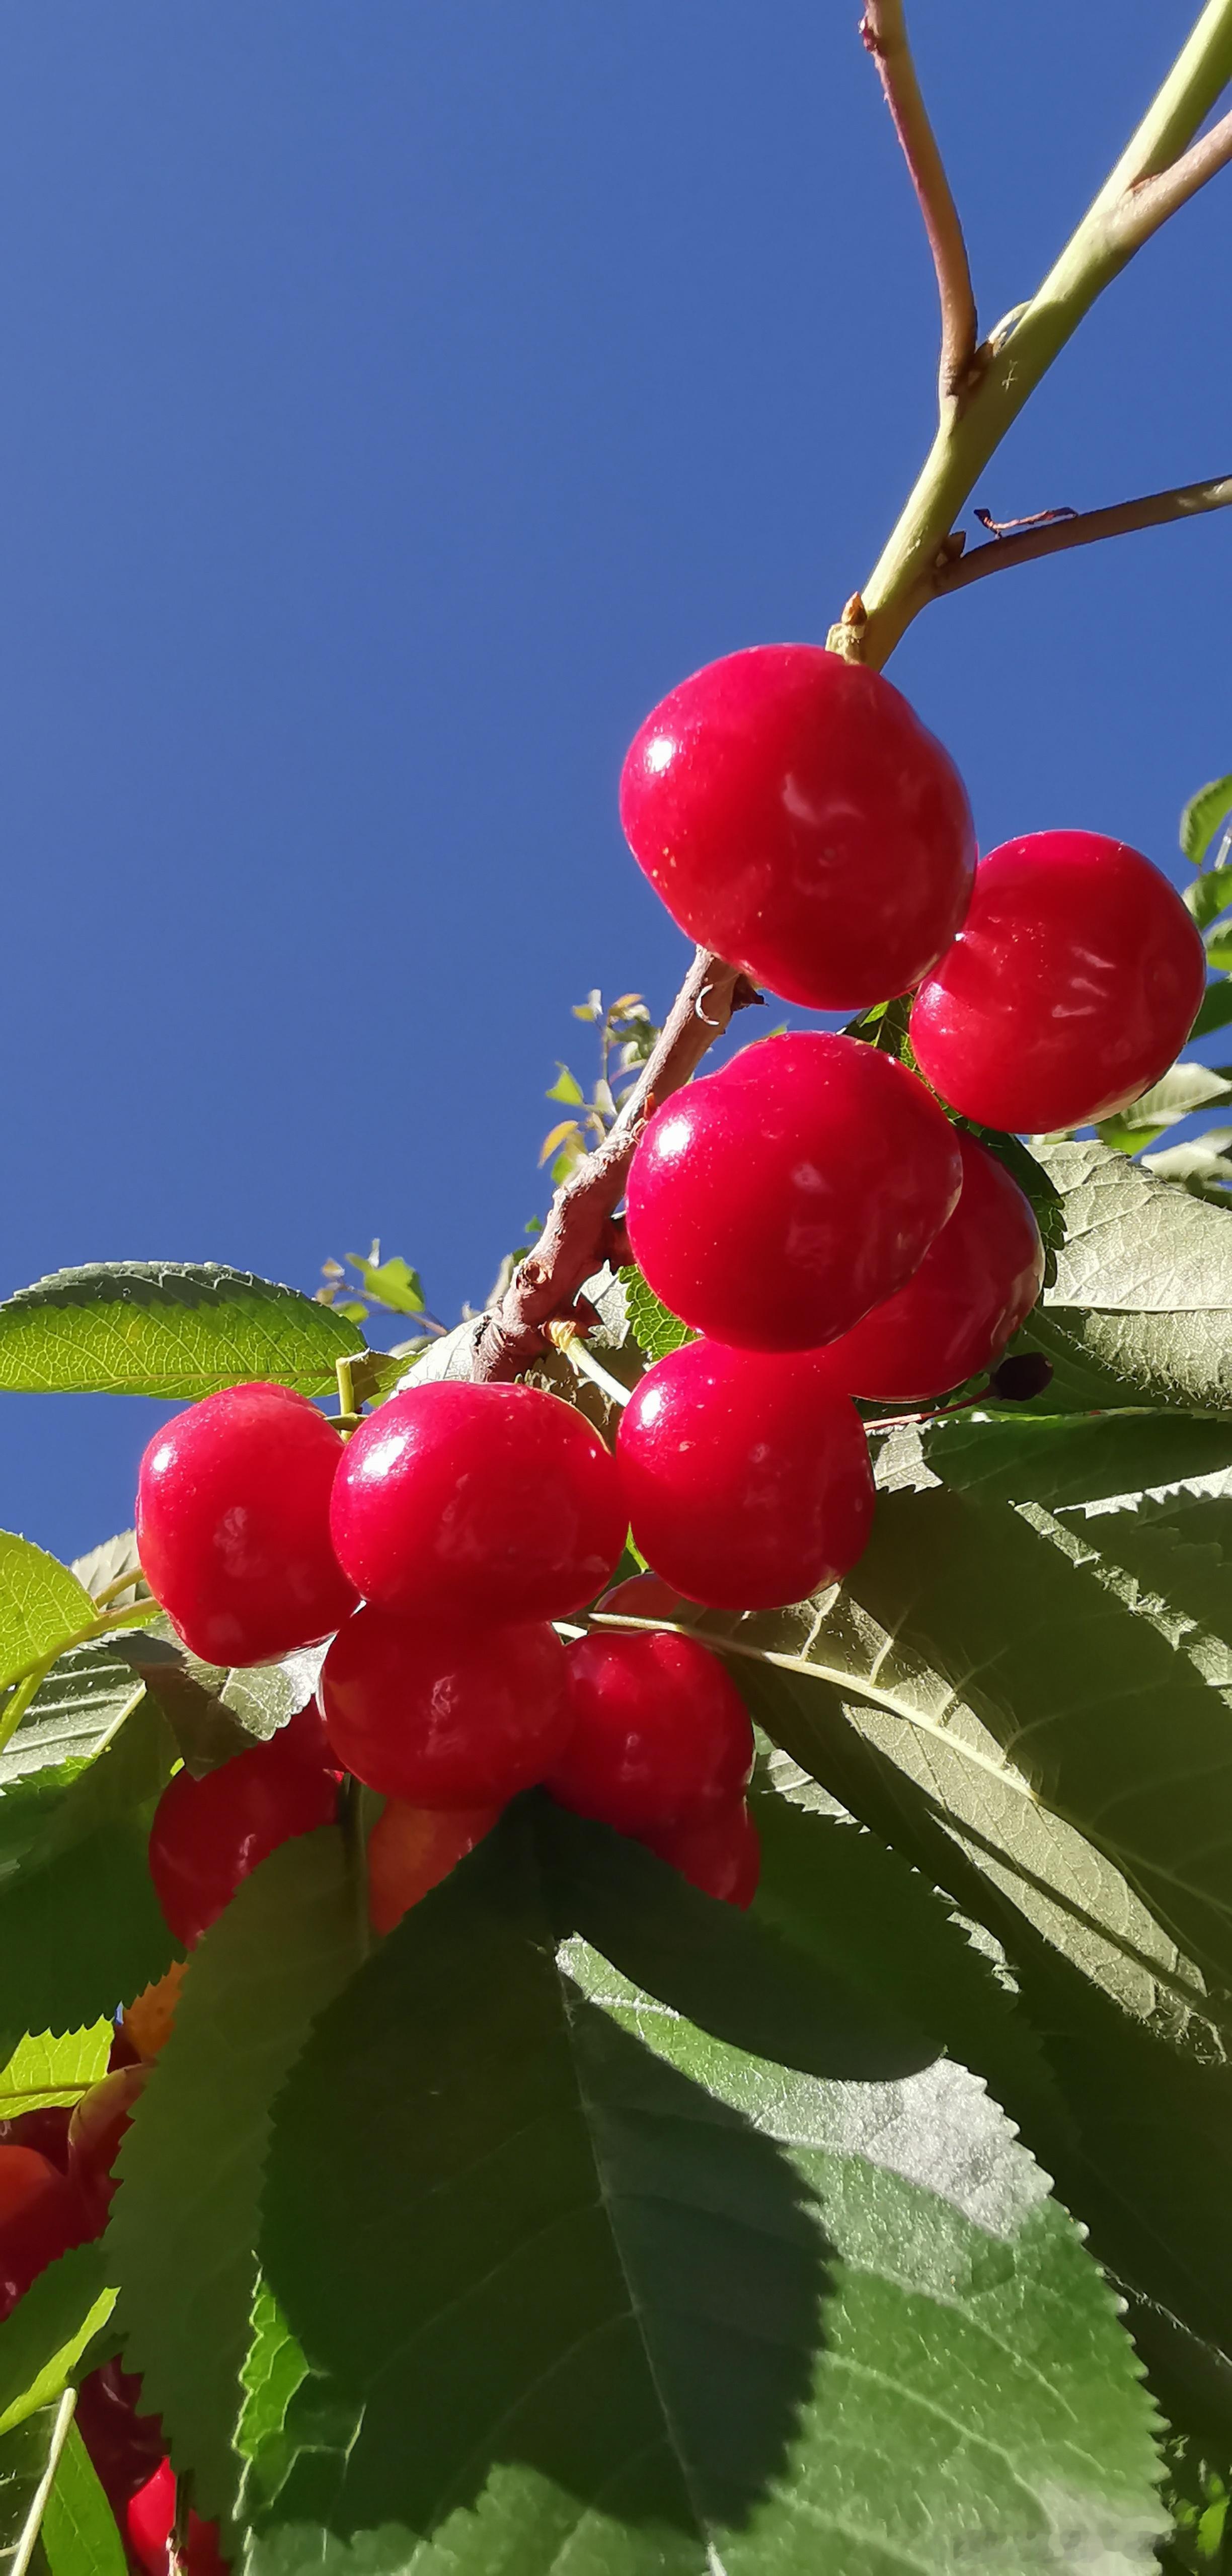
top-left (0, 2252), bottom-right (115, 2439)
top-left (1192, 981), bottom-right (1232, 1041)
top-left (920, 1408), bottom-right (1232, 1508)
top-left (1030, 1142), bottom-right (1232, 1411)
top-left (0, 1703), bottom-right (180, 2032)
top-left (1187, 867), bottom-right (1232, 933)
top-left (39, 2423), bottom-right (126, 2576)
top-left (0, 1265), bottom-right (367, 1399)
top-left (1181, 777), bottom-right (1232, 870)
top-left (249, 1803), bottom-right (1164, 2574)
top-left (107, 1828), bottom-right (361, 2526)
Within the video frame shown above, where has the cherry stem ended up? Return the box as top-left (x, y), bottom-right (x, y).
top-left (859, 0), bottom-right (979, 407)
top-left (936, 472), bottom-right (1232, 595)
top-left (546, 1321), bottom-right (632, 1409)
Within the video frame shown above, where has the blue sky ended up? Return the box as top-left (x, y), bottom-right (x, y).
top-left (2, 2), bottom-right (1229, 1563)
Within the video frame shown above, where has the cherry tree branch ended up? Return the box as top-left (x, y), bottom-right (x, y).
top-left (860, 0), bottom-right (978, 403)
top-left (472, 951), bottom-right (760, 1381)
top-left (935, 472), bottom-right (1232, 596)
top-left (1114, 101), bottom-right (1232, 251)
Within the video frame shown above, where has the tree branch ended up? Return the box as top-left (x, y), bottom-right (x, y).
top-left (935, 473), bottom-right (1232, 597)
top-left (471, 951), bottom-right (760, 1382)
top-left (1113, 102), bottom-right (1232, 251)
top-left (860, 0), bottom-right (978, 403)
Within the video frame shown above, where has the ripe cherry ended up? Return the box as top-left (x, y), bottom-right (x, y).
top-left (0, 2106), bottom-right (71, 2168)
top-left (645, 1800), bottom-right (761, 1907)
top-left (75, 2361), bottom-right (164, 2515)
top-left (322, 1609), bottom-right (570, 1806)
top-left (625, 1032), bottom-right (962, 1351)
top-left (367, 1799), bottom-right (501, 1935)
top-left (617, 1340), bottom-right (875, 1611)
top-left (909, 830), bottom-right (1207, 1135)
top-left (821, 1131), bottom-right (1044, 1402)
top-left (330, 1381), bottom-right (627, 1622)
top-left (544, 1630), bottom-right (753, 1836)
top-left (620, 644), bottom-right (975, 1009)
top-left (0, 2145), bottom-right (82, 2317)
top-left (136, 1384), bottom-right (357, 1667)
top-left (148, 1718), bottom-right (340, 1948)
top-left (68, 2064), bottom-right (147, 2231)
top-left (126, 2458), bottom-right (227, 2575)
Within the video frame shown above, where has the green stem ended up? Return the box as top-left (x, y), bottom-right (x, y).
top-left (848, 0), bottom-right (1232, 671)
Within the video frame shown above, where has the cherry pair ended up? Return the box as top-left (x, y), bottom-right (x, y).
top-left (622, 642), bottom-right (1204, 1129)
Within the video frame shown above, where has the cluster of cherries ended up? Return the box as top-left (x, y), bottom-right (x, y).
top-left (0, 2049), bottom-right (226, 2571)
top-left (0, 641), bottom-right (1207, 2568)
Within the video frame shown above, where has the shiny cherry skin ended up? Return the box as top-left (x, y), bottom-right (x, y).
top-left (136, 1384), bottom-right (357, 1667)
top-left (626, 1033), bottom-right (962, 1352)
top-left (322, 1608), bottom-right (570, 1807)
top-left (330, 1381), bottom-right (627, 1623)
top-left (126, 2458), bottom-right (227, 2576)
top-left (909, 830), bottom-right (1207, 1135)
top-left (68, 2064), bottom-right (147, 2231)
top-left (620, 645), bottom-right (975, 1010)
top-left (0, 2146), bottom-right (82, 2317)
top-left (645, 1800), bottom-right (761, 1908)
top-left (617, 1339), bottom-right (876, 1611)
top-left (545, 1630), bottom-right (753, 1836)
top-left (822, 1131), bottom-right (1044, 1402)
top-left (148, 1720), bottom-right (340, 1948)
top-left (367, 1799), bottom-right (501, 1935)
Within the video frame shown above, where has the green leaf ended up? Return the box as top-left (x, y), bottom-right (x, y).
top-left (1097, 1062), bottom-right (1232, 1154)
top-left (545, 1065), bottom-right (585, 1106)
top-left (691, 1482), bottom-right (1232, 2025)
top-left (249, 1803), bottom-right (1163, 2573)
top-left (0, 1702), bottom-right (180, 2034)
top-left (0, 1546), bottom-right (94, 1702)
top-left (0, 2029), bottom-right (110, 2121)
top-left (121, 1628), bottom-right (311, 1774)
top-left (1181, 776), bottom-right (1232, 869)
top-left (0, 2397), bottom-right (75, 2575)
top-left (0, 1265), bottom-right (368, 1399)
top-left (1030, 1141), bottom-right (1232, 1411)
top-left (619, 1266), bottom-right (693, 1362)
top-left (1187, 866), bottom-right (1232, 932)
top-left (0, 2252), bottom-right (115, 2440)
top-left (344, 1254), bottom-right (424, 1317)
top-left (107, 1828), bottom-right (361, 2526)
top-left (1, 1646), bottom-right (146, 1794)
top-left (1207, 929), bottom-right (1232, 974)
top-left (920, 1407), bottom-right (1232, 1508)
top-left (1192, 980), bottom-right (1232, 1041)
top-left (39, 2422), bottom-right (127, 2576)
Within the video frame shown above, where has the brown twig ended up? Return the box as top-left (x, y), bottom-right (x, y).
top-left (935, 472), bottom-right (1232, 597)
top-left (1113, 101), bottom-right (1232, 251)
top-left (471, 951), bottom-right (760, 1381)
top-left (860, 0), bottom-right (978, 403)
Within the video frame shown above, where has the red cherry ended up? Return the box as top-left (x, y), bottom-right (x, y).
top-left (909, 830), bottom-right (1207, 1134)
top-left (75, 2360), bottom-right (165, 2514)
top-left (545, 1630), bottom-right (752, 1836)
top-left (136, 1384), bottom-right (357, 1667)
top-left (148, 1728), bottom-right (339, 1948)
top-left (367, 1799), bottom-right (501, 1935)
top-left (645, 1800), bottom-right (761, 1907)
top-left (625, 1033), bottom-right (962, 1352)
top-left (0, 2146), bottom-right (82, 2317)
top-left (620, 645), bottom-right (975, 1010)
top-left (322, 1609), bottom-right (570, 1807)
top-left (0, 2105), bottom-right (72, 2169)
top-left (330, 1381), bottom-right (627, 1622)
top-left (617, 1340), bottom-right (875, 1611)
top-left (67, 2064), bottom-right (147, 2231)
top-left (821, 1131), bottom-right (1044, 1402)
top-left (126, 2458), bottom-right (227, 2575)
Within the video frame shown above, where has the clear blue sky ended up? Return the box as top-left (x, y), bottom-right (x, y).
top-left (2, 2), bottom-right (1229, 1563)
